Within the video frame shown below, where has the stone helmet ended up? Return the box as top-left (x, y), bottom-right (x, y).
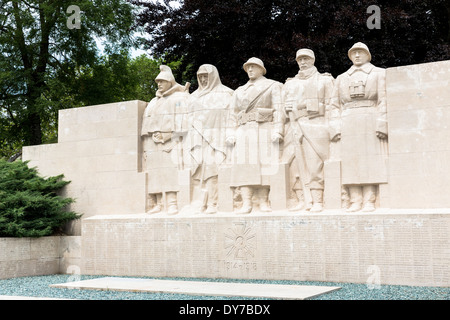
top-left (296, 48), bottom-right (315, 62)
top-left (243, 57), bottom-right (267, 75)
top-left (155, 65), bottom-right (176, 85)
top-left (348, 42), bottom-right (372, 62)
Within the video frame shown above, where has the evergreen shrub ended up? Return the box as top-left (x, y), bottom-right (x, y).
top-left (0, 159), bottom-right (81, 237)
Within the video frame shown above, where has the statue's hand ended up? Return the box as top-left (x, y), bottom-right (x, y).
top-left (331, 133), bottom-right (341, 143)
top-left (376, 131), bottom-right (388, 140)
top-left (271, 132), bottom-right (283, 144)
top-left (226, 136), bottom-right (236, 146)
top-left (152, 132), bottom-right (164, 143)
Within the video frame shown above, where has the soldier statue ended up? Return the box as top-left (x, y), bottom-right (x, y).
top-left (141, 65), bottom-right (190, 215)
top-left (187, 64), bottom-right (234, 214)
top-left (226, 57), bottom-right (283, 214)
top-left (330, 42), bottom-right (388, 212)
top-left (281, 49), bottom-right (334, 212)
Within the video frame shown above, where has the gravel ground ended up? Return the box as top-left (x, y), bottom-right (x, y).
top-left (0, 275), bottom-right (448, 300)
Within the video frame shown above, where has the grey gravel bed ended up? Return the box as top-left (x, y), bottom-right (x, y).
top-left (0, 274), bottom-right (448, 300)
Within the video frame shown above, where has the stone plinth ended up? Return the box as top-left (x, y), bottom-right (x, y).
top-left (81, 210), bottom-right (450, 287)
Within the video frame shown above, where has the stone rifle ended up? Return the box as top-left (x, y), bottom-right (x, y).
top-left (286, 106), bottom-right (313, 206)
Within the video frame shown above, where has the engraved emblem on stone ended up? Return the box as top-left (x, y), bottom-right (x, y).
top-left (224, 222), bottom-right (256, 260)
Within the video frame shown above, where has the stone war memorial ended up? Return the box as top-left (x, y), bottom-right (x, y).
top-left (22, 43), bottom-right (450, 287)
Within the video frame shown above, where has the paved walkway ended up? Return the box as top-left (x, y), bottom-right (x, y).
top-left (50, 277), bottom-right (340, 300)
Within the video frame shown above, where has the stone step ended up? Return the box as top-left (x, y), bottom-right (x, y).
top-left (50, 277), bottom-right (340, 300)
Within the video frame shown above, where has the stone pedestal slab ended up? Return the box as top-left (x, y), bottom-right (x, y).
top-left (81, 210), bottom-right (450, 287)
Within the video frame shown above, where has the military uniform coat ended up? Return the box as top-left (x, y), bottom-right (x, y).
top-left (141, 85), bottom-right (190, 193)
top-left (227, 76), bottom-right (283, 187)
top-left (281, 67), bottom-right (334, 190)
top-left (330, 62), bottom-right (388, 185)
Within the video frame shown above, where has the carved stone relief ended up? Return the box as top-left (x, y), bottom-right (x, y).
top-left (141, 43), bottom-right (388, 214)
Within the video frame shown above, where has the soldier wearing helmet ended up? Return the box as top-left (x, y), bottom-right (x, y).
top-left (330, 42), bottom-right (388, 212)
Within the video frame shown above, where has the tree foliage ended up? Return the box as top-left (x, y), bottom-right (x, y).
top-left (0, 0), bottom-right (138, 156)
top-left (131, 0), bottom-right (450, 89)
top-left (0, 159), bottom-right (81, 237)
top-left (69, 52), bottom-right (184, 106)
top-left (3, 0), bottom-right (450, 158)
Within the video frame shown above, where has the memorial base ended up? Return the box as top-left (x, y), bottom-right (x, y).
top-left (80, 209), bottom-right (449, 287)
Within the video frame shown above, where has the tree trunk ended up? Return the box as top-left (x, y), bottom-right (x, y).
top-left (27, 111), bottom-right (42, 146)
top-left (447, 1), bottom-right (450, 43)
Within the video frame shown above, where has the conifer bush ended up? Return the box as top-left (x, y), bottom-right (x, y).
top-left (0, 159), bottom-right (81, 237)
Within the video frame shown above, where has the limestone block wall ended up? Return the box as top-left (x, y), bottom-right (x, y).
top-left (22, 100), bottom-right (148, 235)
top-left (0, 236), bottom-right (81, 279)
top-left (385, 60), bottom-right (450, 208)
top-left (81, 211), bottom-right (450, 287)
top-left (59, 236), bottom-right (82, 275)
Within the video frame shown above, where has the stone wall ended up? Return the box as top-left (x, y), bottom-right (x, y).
top-left (81, 211), bottom-right (449, 287)
top-left (385, 60), bottom-right (450, 208)
top-left (22, 100), bottom-right (148, 235)
top-left (0, 236), bottom-right (81, 279)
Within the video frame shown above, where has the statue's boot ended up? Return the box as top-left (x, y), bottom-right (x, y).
top-left (310, 189), bottom-right (324, 212)
top-left (205, 177), bottom-right (218, 214)
top-left (236, 186), bottom-right (253, 214)
top-left (361, 185), bottom-right (376, 212)
top-left (289, 190), bottom-right (313, 211)
top-left (346, 186), bottom-right (363, 212)
top-left (258, 187), bottom-right (272, 212)
top-left (147, 194), bottom-right (162, 214)
top-left (166, 192), bottom-right (178, 215)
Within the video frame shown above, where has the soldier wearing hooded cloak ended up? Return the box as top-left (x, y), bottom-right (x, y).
top-left (187, 64), bottom-right (234, 213)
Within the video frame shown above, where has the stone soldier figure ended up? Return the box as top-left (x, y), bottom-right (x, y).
top-left (141, 65), bottom-right (190, 215)
top-left (281, 49), bottom-right (334, 212)
top-left (187, 64), bottom-right (234, 214)
top-left (226, 57), bottom-right (283, 214)
top-left (330, 42), bottom-right (388, 212)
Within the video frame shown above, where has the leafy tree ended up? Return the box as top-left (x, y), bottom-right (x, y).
top-left (0, 48), bottom-right (183, 159)
top-left (128, 54), bottom-right (187, 102)
top-left (131, 0), bottom-right (450, 89)
top-left (71, 52), bottom-right (185, 106)
top-left (73, 50), bottom-right (140, 106)
top-left (0, 159), bottom-right (81, 237)
top-left (0, 0), bottom-right (138, 156)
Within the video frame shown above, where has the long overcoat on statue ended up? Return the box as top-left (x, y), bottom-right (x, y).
top-left (141, 84), bottom-right (190, 194)
top-left (228, 76), bottom-right (283, 187)
top-left (281, 67), bottom-right (334, 191)
top-left (330, 62), bottom-right (388, 185)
